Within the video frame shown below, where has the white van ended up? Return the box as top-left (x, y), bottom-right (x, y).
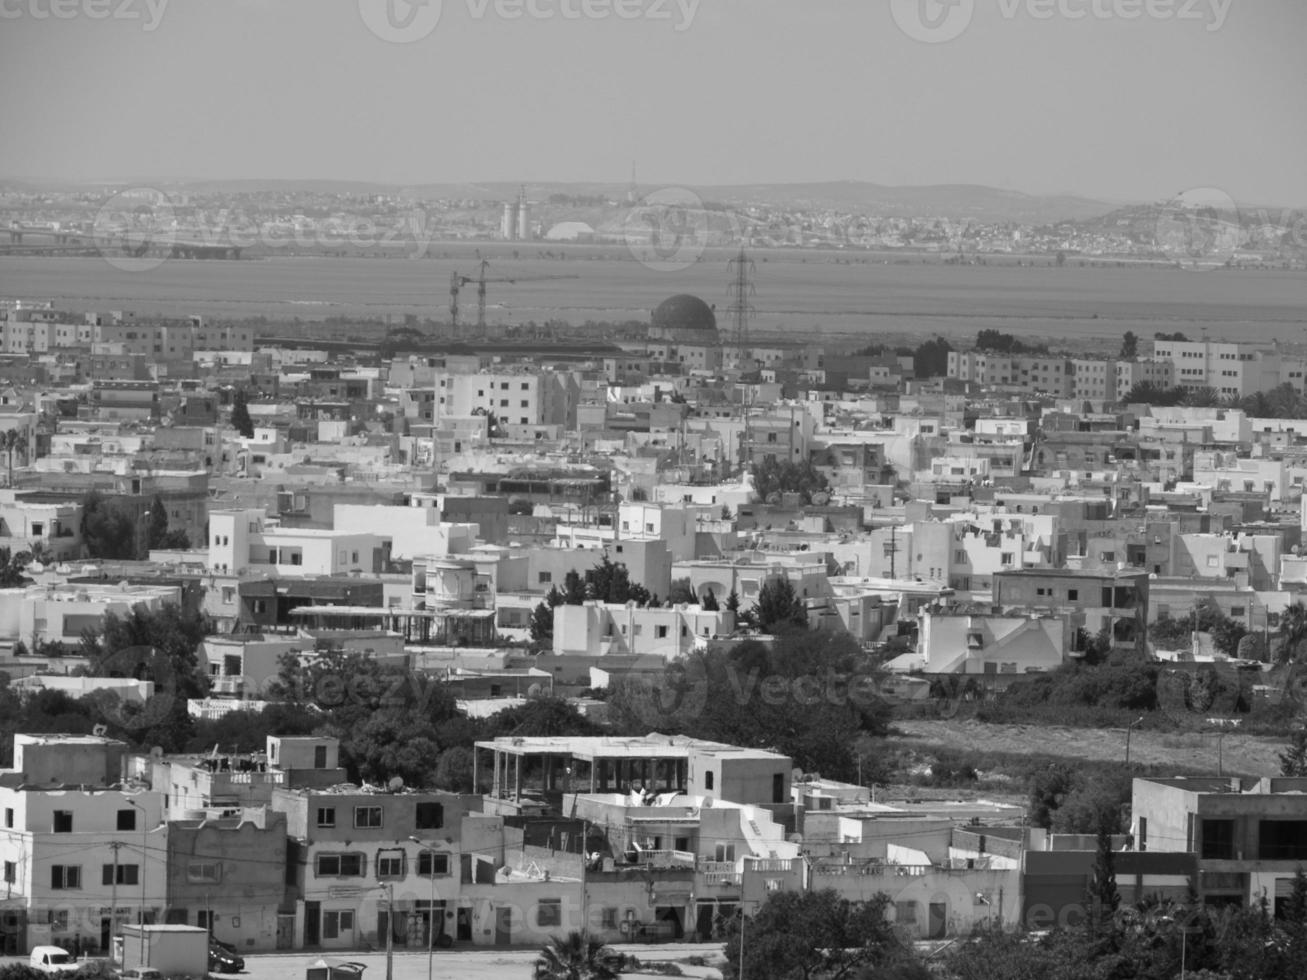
top-left (30, 946), bottom-right (80, 974)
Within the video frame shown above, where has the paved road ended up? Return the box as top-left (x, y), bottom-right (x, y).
top-left (248, 945), bottom-right (725, 980)
top-left (3, 945), bottom-right (727, 980)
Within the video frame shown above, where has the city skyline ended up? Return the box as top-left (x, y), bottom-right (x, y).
top-left (0, 1), bottom-right (1304, 207)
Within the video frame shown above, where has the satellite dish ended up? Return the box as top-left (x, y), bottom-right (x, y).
top-left (149, 746), bottom-right (164, 760)
top-left (388, 776), bottom-right (405, 792)
top-left (92, 724), bottom-right (108, 737)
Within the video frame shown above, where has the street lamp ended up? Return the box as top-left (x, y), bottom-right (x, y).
top-left (1125, 716), bottom-right (1145, 767)
top-left (409, 837), bottom-right (438, 980)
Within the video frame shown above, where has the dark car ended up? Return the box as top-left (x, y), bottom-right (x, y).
top-left (208, 939), bottom-right (244, 974)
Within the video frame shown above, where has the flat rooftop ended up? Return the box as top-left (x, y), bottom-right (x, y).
top-left (475, 734), bottom-right (786, 761)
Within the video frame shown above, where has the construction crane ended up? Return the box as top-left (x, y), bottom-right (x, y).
top-left (448, 257), bottom-right (579, 334)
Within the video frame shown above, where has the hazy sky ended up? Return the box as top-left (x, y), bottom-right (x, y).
top-left (1, 0), bottom-right (1304, 205)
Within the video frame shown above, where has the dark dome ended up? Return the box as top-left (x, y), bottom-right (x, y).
top-left (652, 294), bottom-right (717, 337)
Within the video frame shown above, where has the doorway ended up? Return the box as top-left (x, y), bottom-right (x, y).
top-left (304, 902), bottom-right (320, 947)
top-left (494, 907), bottom-right (512, 945)
top-left (928, 902), bottom-right (947, 940)
top-left (455, 908), bottom-right (472, 942)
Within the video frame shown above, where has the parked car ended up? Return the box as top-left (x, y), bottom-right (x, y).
top-left (209, 938), bottom-right (244, 974)
top-left (29, 947), bottom-right (79, 975)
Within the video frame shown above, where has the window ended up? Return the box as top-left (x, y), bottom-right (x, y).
top-left (1201, 819), bottom-right (1236, 860)
top-left (1259, 821), bottom-right (1307, 861)
top-left (186, 863), bottom-right (221, 883)
top-left (1207, 555), bottom-right (1219, 568)
top-left (196, 910), bottom-right (213, 931)
top-left (52, 810), bottom-right (72, 833)
top-left (538, 571), bottom-right (552, 585)
top-left (415, 802), bottom-right (444, 829)
top-left (537, 899), bottom-right (562, 927)
top-left (314, 745), bottom-right (329, 769)
top-left (1230, 606), bottom-right (1245, 618)
top-left (316, 807), bottom-right (336, 828)
top-left (417, 851), bottom-right (450, 876)
top-left (354, 806), bottom-right (383, 829)
top-left (704, 771), bottom-right (714, 791)
top-left (316, 853), bottom-right (364, 877)
top-left (1067, 589), bottom-right (1079, 601)
top-left (656, 625), bottom-right (668, 639)
top-left (3, 807), bottom-right (11, 828)
top-left (102, 865), bottom-right (139, 886)
top-left (51, 865), bottom-right (81, 889)
top-left (117, 809), bottom-right (136, 831)
top-left (2, 861), bottom-right (13, 883)
top-left (376, 851), bottom-right (405, 878)
top-left (221, 587), bottom-right (235, 605)
top-left (48, 910), bottom-right (68, 931)
top-left (520, 400), bottom-right (529, 408)
top-left (322, 910), bottom-right (354, 940)
top-left (601, 908), bottom-right (618, 929)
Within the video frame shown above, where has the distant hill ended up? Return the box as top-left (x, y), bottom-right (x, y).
top-left (1, 176), bottom-right (1120, 224)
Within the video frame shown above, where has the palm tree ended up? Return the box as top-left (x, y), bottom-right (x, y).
top-left (2, 428), bottom-right (27, 486)
top-left (1278, 603), bottom-right (1307, 663)
top-left (532, 931), bottom-right (621, 980)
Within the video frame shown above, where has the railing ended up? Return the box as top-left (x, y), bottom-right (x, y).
top-left (633, 849), bottom-right (696, 869)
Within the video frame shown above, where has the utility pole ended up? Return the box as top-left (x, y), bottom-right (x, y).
top-left (408, 838), bottom-right (438, 980)
top-left (108, 841), bottom-right (122, 963)
top-left (385, 883), bottom-right (394, 980)
top-left (130, 800), bottom-right (147, 967)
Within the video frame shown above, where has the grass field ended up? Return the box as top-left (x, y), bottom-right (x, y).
top-left (890, 719), bottom-right (1284, 778)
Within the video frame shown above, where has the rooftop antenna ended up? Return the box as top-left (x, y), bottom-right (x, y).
top-left (627, 162), bottom-right (639, 205)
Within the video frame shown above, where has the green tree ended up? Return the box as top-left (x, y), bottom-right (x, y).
top-left (1277, 603), bottom-right (1307, 663)
top-left (529, 601), bottom-right (555, 645)
top-left (2, 428), bottom-right (28, 487)
top-left (1279, 730), bottom-right (1307, 777)
top-left (1120, 331), bottom-right (1138, 359)
top-left (753, 457), bottom-right (830, 505)
top-left (230, 388), bottom-right (255, 438)
top-left (725, 589), bottom-right (741, 614)
top-left (1087, 822), bottom-right (1122, 939)
top-left (753, 577), bottom-right (807, 632)
top-left (668, 577), bottom-right (696, 605)
top-left (0, 547), bottom-right (33, 588)
top-left (562, 570), bottom-right (586, 605)
top-left (719, 890), bottom-right (907, 980)
top-left (913, 337), bottom-right (953, 378)
top-left (79, 490), bottom-right (140, 560)
top-left (701, 588), bottom-right (720, 611)
top-left (531, 931), bottom-right (620, 980)
top-left (433, 746), bottom-right (477, 793)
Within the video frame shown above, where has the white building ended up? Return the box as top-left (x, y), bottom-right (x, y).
top-left (0, 735), bottom-right (166, 956)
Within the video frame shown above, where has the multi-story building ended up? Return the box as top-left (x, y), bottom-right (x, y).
top-left (433, 369), bottom-right (579, 429)
top-left (1150, 339), bottom-right (1276, 398)
top-left (0, 735), bottom-right (165, 956)
top-left (1131, 776), bottom-right (1307, 913)
top-left (993, 567), bottom-right (1149, 655)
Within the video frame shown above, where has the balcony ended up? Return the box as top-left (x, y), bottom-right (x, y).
top-left (633, 849), bottom-right (696, 869)
top-left (696, 860), bottom-right (741, 887)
